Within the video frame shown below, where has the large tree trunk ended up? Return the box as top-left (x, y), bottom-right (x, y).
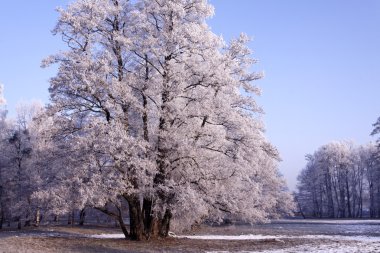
top-left (142, 197), bottom-right (155, 238)
top-left (125, 195), bottom-right (172, 240)
top-left (144, 209), bottom-right (172, 239)
top-left (159, 209), bottom-right (172, 237)
top-left (126, 195), bottom-right (144, 241)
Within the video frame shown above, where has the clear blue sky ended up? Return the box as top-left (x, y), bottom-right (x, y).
top-left (1, 1), bottom-right (379, 190)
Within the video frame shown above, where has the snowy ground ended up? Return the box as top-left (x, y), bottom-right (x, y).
top-left (0, 219), bottom-right (379, 252)
top-left (184, 234), bottom-right (380, 253)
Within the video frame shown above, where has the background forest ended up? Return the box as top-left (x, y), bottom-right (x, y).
top-left (296, 120), bottom-right (380, 218)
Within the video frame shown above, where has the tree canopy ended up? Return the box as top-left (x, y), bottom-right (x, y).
top-left (1, 0), bottom-right (293, 240)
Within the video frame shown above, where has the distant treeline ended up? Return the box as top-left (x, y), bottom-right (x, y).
top-left (296, 118), bottom-right (380, 218)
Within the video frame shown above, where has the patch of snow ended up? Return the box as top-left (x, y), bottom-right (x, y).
top-left (269, 242), bottom-right (378, 253)
top-left (89, 233), bottom-right (126, 239)
top-left (270, 242), bottom-right (380, 253)
top-left (276, 219), bottom-right (380, 225)
top-left (176, 234), bottom-right (279, 240)
top-left (176, 234), bottom-right (380, 243)
top-left (300, 234), bottom-right (380, 242)
top-left (206, 241), bottom-right (380, 253)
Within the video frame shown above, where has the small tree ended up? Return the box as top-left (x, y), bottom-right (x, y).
top-left (0, 84), bottom-right (5, 106)
top-left (0, 102), bottom-right (44, 228)
top-left (0, 89), bottom-right (7, 228)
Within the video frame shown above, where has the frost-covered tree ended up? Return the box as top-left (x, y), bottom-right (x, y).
top-left (16, 102), bottom-right (45, 226)
top-left (372, 117), bottom-right (380, 144)
top-left (358, 144), bottom-right (379, 217)
top-left (38, 0), bottom-right (293, 240)
top-left (0, 84), bottom-right (6, 106)
top-left (0, 102), bottom-right (44, 229)
top-left (0, 85), bottom-right (7, 228)
top-left (296, 154), bottom-right (323, 217)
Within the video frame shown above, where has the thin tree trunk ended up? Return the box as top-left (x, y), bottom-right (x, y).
top-left (79, 208), bottom-right (86, 226)
top-left (24, 218), bottom-right (31, 227)
top-left (325, 171), bottom-right (335, 218)
top-left (118, 219), bottom-right (129, 238)
top-left (0, 185), bottom-right (3, 229)
top-left (369, 182), bottom-right (375, 218)
top-left (377, 186), bottom-right (380, 218)
top-left (346, 175), bottom-right (352, 218)
top-left (296, 196), bottom-right (306, 219)
top-left (68, 210), bottom-right (74, 225)
top-left (35, 209), bottom-right (41, 227)
top-left (359, 175), bottom-right (363, 218)
top-left (0, 208), bottom-right (3, 229)
top-left (24, 207), bottom-right (31, 227)
top-left (95, 205), bottom-right (129, 238)
top-left (117, 212), bottom-right (129, 238)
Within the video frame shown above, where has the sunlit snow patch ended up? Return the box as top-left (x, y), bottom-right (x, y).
top-left (177, 234), bottom-right (380, 242)
top-left (89, 233), bottom-right (126, 239)
top-left (176, 234), bottom-right (281, 240)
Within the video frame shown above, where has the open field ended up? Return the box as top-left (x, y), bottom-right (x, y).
top-left (0, 219), bottom-right (379, 252)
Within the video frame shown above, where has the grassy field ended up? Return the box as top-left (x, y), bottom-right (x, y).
top-left (0, 220), bottom-right (379, 252)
